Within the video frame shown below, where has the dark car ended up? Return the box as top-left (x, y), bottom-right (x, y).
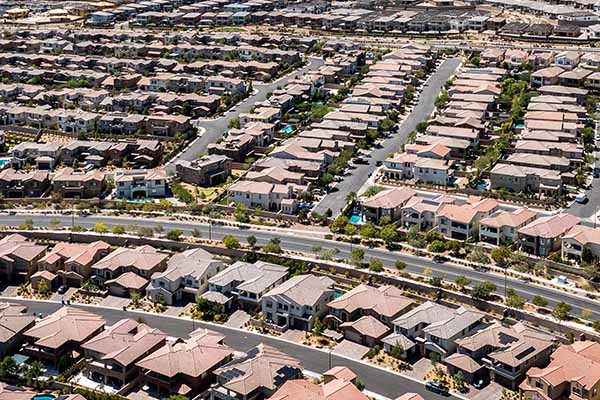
top-left (433, 255), bottom-right (448, 263)
top-left (425, 381), bottom-right (449, 396)
top-left (594, 168), bottom-right (599, 179)
top-left (376, 160), bottom-right (383, 166)
top-left (57, 285), bottom-right (68, 294)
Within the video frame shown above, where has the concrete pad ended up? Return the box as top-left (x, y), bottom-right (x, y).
top-left (467, 381), bottom-right (504, 400)
top-left (225, 310), bottom-right (251, 328)
top-left (332, 339), bottom-right (370, 360)
top-left (99, 295), bottom-right (131, 308)
top-left (280, 329), bottom-right (305, 344)
top-left (405, 358), bottom-right (439, 380)
top-left (127, 387), bottom-right (160, 400)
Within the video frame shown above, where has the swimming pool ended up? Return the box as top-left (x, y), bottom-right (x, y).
top-left (33, 395), bottom-right (56, 400)
top-left (0, 158), bottom-right (9, 168)
top-left (279, 125), bottom-right (294, 134)
top-left (514, 124), bottom-right (525, 130)
top-left (349, 213), bottom-right (361, 224)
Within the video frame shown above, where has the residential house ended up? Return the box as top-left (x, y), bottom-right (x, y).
top-left (455, 322), bottom-right (554, 389)
top-left (531, 67), bottom-right (565, 87)
top-left (175, 155), bottom-right (232, 187)
top-left (92, 245), bottom-right (169, 290)
top-left (0, 303), bottom-right (35, 357)
top-left (400, 194), bottom-right (456, 231)
top-left (479, 208), bottom-right (538, 246)
top-left (23, 307), bottom-right (105, 366)
top-left (37, 241), bottom-right (111, 288)
top-left (227, 181), bottom-right (297, 214)
top-left (82, 318), bottom-right (167, 389)
top-left (519, 214), bottom-right (581, 256)
top-left (114, 168), bottom-right (168, 199)
top-left (267, 368), bottom-right (369, 400)
top-left (262, 274), bottom-right (335, 331)
top-left (51, 167), bottom-right (106, 199)
top-left (436, 197), bottom-right (499, 240)
top-left (520, 341), bottom-right (600, 400)
top-left (0, 234), bottom-right (47, 282)
top-left (490, 164), bottom-right (563, 195)
top-left (136, 328), bottom-right (233, 398)
top-left (0, 169), bottom-right (50, 198)
top-left (562, 225), bottom-right (600, 262)
top-left (210, 344), bottom-right (302, 400)
top-left (327, 284), bottom-right (415, 327)
top-left (339, 316), bottom-right (390, 348)
top-left (361, 187), bottom-right (416, 223)
top-left (208, 261), bottom-right (288, 311)
top-left (147, 248), bottom-right (225, 305)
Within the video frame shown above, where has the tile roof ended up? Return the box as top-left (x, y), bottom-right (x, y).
top-left (264, 274), bottom-right (334, 306)
top-left (0, 302), bottom-right (35, 344)
top-left (340, 315), bottom-right (390, 339)
top-left (93, 245), bottom-right (168, 272)
top-left (518, 213), bottom-right (580, 239)
top-left (268, 377), bottom-right (369, 400)
top-left (444, 353), bottom-right (482, 374)
top-left (480, 208), bottom-right (537, 229)
top-left (362, 188), bottom-right (416, 210)
top-left (563, 225), bottom-right (600, 246)
top-left (423, 306), bottom-right (484, 339)
top-left (328, 284), bottom-right (414, 318)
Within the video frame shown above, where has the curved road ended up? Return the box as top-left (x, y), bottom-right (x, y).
top-left (167, 56), bottom-right (326, 172)
top-left (0, 297), bottom-right (459, 400)
top-left (1, 213), bottom-right (599, 320)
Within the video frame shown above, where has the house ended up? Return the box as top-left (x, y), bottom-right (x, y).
top-left (422, 306), bottom-right (485, 358)
top-left (23, 307), bottom-right (105, 366)
top-left (175, 155), bottom-right (232, 187)
top-left (211, 344), bottom-right (302, 400)
top-left (147, 248), bottom-right (225, 305)
top-left (479, 208), bottom-right (538, 246)
top-left (114, 168), bottom-right (167, 199)
top-left (37, 241), bottom-right (111, 288)
top-left (82, 318), bottom-right (167, 389)
top-left (520, 341), bottom-right (600, 400)
top-left (392, 301), bottom-right (454, 340)
top-left (562, 225), bottom-right (600, 262)
top-left (0, 234), bottom-right (47, 282)
top-left (92, 245), bottom-right (169, 287)
top-left (136, 328), bottom-right (233, 398)
top-left (531, 67), bottom-right (565, 87)
top-left (208, 261), bottom-right (288, 311)
top-left (267, 368), bottom-right (369, 400)
top-left (105, 272), bottom-right (149, 297)
top-left (262, 274), bottom-right (335, 331)
top-left (383, 153), bottom-right (454, 186)
top-left (0, 169), bottom-right (50, 198)
top-left (340, 316), bottom-right (390, 347)
top-left (400, 194), bottom-right (456, 231)
top-left (490, 164), bottom-right (563, 195)
top-left (518, 214), bottom-right (581, 256)
top-left (455, 321), bottom-right (554, 389)
top-left (436, 197), bottom-right (499, 240)
top-left (327, 284), bottom-right (415, 327)
top-left (0, 303), bottom-right (35, 357)
top-left (51, 167), bottom-right (106, 199)
top-left (361, 187), bottom-right (416, 223)
top-left (227, 181), bottom-right (297, 214)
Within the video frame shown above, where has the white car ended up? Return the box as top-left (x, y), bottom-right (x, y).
top-left (575, 192), bottom-right (588, 203)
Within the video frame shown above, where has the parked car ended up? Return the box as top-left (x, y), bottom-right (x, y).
top-left (575, 192), bottom-right (588, 204)
top-left (593, 168), bottom-right (599, 179)
top-left (425, 381), bottom-right (449, 396)
top-left (57, 285), bottom-right (68, 294)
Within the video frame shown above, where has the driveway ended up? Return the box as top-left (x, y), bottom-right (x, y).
top-left (166, 56), bottom-right (325, 172)
top-left (312, 57), bottom-right (462, 216)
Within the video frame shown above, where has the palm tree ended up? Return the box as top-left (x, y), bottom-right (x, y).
top-left (346, 192), bottom-right (357, 203)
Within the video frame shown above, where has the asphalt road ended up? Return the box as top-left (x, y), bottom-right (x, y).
top-left (2, 213), bottom-right (600, 320)
top-left (166, 56), bottom-right (325, 172)
top-left (312, 57), bottom-right (462, 217)
top-left (0, 298), bottom-right (458, 400)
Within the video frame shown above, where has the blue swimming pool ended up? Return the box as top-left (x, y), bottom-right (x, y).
top-left (280, 125), bottom-right (294, 134)
top-left (515, 124), bottom-right (525, 130)
top-left (349, 214), bottom-right (361, 224)
top-left (0, 158), bottom-right (9, 168)
top-left (476, 183), bottom-right (487, 190)
top-left (33, 395), bottom-right (56, 400)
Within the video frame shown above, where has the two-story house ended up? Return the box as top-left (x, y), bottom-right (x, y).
top-left (436, 197), bottom-right (499, 241)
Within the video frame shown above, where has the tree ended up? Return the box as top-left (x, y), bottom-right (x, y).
top-left (379, 225), bottom-right (399, 245)
top-left (24, 360), bottom-right (43, 388)
top-left (164, 396), bottom-right (189, 400)
top-left (506, 291), bottom-right (526, 309)
top-left (93, 222), bottom-right (108, 233)
top-left (166, 229), bottom-right (183, 241)
top-left (453, 371), bottom-right (466, 389)
top-left (247, 235), bottom-right (257, 248)
top-left (395, 260), bottom-right (406, 270)
top-left (428, 240), bottom-right (446, 253)
top-left (580, 308), bottom-right (593, 320)
top-left (313, 317), bottom-right (324, 335)
top-left (471, 281), bottom-right (497, 301)
top-left (491, 246), bottom-right (511, 266)
top-left (192, 228), bottom-right (202, 238)
top-left (130, 291), bottom-right (141, 308)
top-left (137, 226), bottom-right (154, 238)
top-left (346, 191), bottom-right (357, 204)
top-left (234, 203), bottom-right (250, 223)
top-left (48, 217), bottom-right (61, 229)
top-left (593, 320), bottom-right (600, 333)
top-left (228, 117), bottom-right (241, 129)
top-left (467, 248), bottom-right (490, 264)
top-left (112, 225), bottom-right (125, 234)
top-left (380, 117), bottom-right (395, 132)
top-left (223, 235), bottom-right (240, 249)
top-left (455, 275), bottom-right (471, 291)
top-left (19, 218), bottom-right (34, 230)
top-left (344, 223), bottom-right (357, 236)
top-left (36, 279), bottom-right (49, 297)
top-left (581, 247), bottom-right (594, 264)
top-left (369, 258), bottom-right (384, 272)
top-left (360, 223), bottom-right (378, 240)
top-left (532, 295), bottom-right (548, 308)
top-left (350, 248), bottom-right (365, 266)
top-left (260, 238), bottom-right (281, 254)
top-left (429, 352), bottom-right (440, 366)
top-left (0, 356), bottom-right (16, 379)
top-left (390, 342), bottom-right (405, 360)
top-left (552, 302), bottom-right (572, 321)
top-left (331, 215), bottom-right (349, 233)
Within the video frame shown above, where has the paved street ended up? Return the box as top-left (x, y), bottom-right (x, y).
top-left (312, 57), bottom-right (462, 216)
top-left (166, 56), bottom-right (325, 172)
top-left (1, 298), bottom-right (459, 400)
top-left (2, 213), bottom-right (599, 319)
